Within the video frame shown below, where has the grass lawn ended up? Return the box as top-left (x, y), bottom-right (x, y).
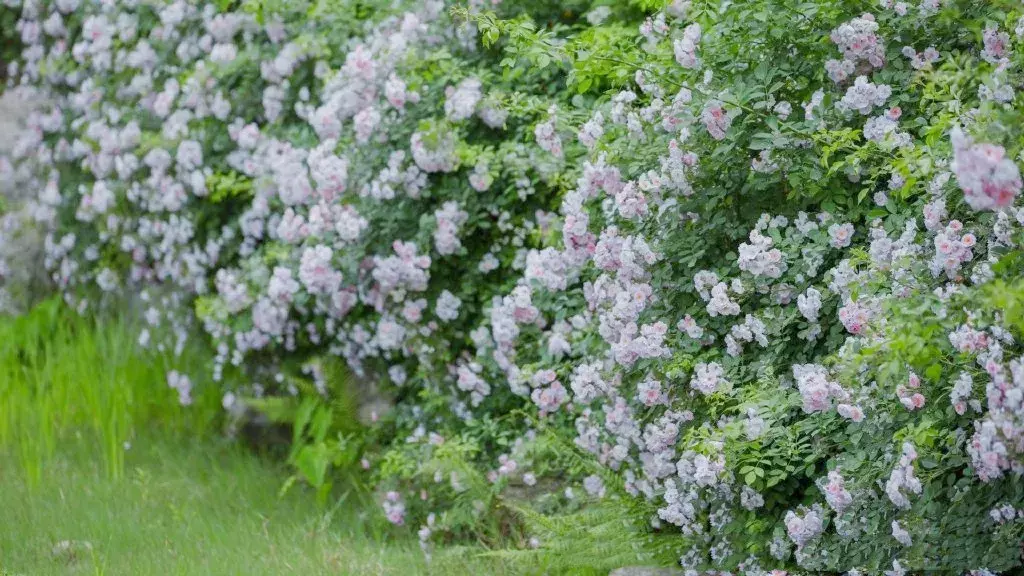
top-left (0, 301), bottom-right (519, 575)
top-left (0, 432), bottom-right (511, 575)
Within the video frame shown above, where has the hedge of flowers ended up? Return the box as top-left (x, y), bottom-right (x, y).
top-left (3, 0), bottom-right (1024, 573)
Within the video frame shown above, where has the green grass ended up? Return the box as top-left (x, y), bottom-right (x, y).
top-left (0, 433), bottom-right (509, 575)
top-left (0, 297), bottom-right (221, 485)
top-left (0, 300), bottom-right (520, 575)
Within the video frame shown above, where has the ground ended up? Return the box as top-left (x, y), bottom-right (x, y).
top-left (0, 433), bottom-right (511, 575)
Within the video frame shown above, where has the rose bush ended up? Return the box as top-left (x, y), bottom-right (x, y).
top-left (3, 0), bottom-right (1024, 573)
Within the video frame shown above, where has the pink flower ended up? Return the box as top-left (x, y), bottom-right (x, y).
top-left (673, 24), bottom-right (702, 69)
top-left (701, 100), bottom-right (731, 140)
top-left (951, 128), bottom-right (1022, 211)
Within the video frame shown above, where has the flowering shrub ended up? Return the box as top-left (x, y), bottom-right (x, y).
top-left (4, 0), bottom-right (1024, 573)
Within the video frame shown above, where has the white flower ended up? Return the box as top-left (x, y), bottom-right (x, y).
top-left (435, 290), bottom-right (461, 322)
top-left (692, 362), bottom-right (726, 395)
top-left (828, 222), bottom-right (855, 248)
top-left (299, 245), bottom-right (341, 295)
top-left (838, 76), bottom-right (892, 115)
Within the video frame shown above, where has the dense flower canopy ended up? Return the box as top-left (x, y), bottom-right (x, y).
top-left (2, 0), bottom-right (1024, 573)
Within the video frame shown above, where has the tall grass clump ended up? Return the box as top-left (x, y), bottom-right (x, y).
top-left (0, 297), bottom-right (220, 484)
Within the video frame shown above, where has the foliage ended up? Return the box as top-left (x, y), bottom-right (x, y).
top-left (491, 499), bottom-right (681, 575)
top-left (3, 0), bottom-right (1024, 573)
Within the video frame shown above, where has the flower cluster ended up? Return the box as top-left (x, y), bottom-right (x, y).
top-left (827, 14), bottom-right (885, 83)
top-left (951, 127), bottom-right (1022, 211)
